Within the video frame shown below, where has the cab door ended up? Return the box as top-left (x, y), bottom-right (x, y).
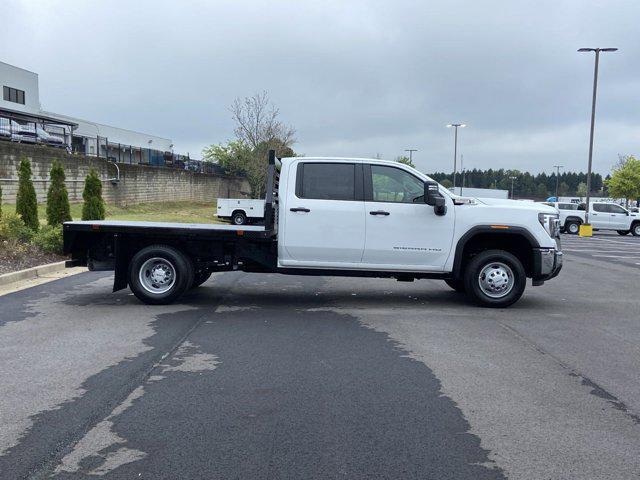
top-left (590, 204), bottom-right (610, 228)
top-left (280, 161), bottom-right (366, 266)
top-left (361, 164), bottom-right (455, 271)
top-left (608, 204), bottom-right (630, 229)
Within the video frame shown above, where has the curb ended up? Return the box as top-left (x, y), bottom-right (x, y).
top-left (0, 261), bottom-right (69, 286)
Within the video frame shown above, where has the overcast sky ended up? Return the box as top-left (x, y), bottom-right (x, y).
top-left (2, 0), bottom-right (638, 174)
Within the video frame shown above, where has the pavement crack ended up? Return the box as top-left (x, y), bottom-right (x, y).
top-left (495, 320), bottom-right (640, 425)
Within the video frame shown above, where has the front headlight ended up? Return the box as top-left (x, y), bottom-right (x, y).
top-left (538, 212), bottom-right (560, 238)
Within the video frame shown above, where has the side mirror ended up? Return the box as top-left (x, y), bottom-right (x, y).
top-left (424, 181), bottom-right (447, 216)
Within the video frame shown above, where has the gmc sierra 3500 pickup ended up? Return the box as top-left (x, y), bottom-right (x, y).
top-left (64, 150), bottom-right (563, 308)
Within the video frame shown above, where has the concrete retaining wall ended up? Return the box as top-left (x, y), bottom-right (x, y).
top-left (0, 143), bottom-right (250, 206)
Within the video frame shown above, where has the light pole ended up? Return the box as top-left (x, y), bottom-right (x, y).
top-left (404, 149), bottom-right (417, 165)
top-left (553, 164), bottom-right (563, 200)
top-left (510, 176), bottom-right (517, 199)
top-left (446, 123), bottom-right (466, 191)
top-left (578, 47), bottom-right (618, 226)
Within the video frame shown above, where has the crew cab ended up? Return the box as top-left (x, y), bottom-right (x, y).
top-left (547, 201), bottom-right (640, 236)
top-left (64, 151), bottom-right (563, 308)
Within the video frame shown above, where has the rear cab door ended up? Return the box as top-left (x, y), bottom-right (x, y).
top-left (590, 203), bottom-right (610, 228)
top-left (278, 160), bottom-right (366, 267)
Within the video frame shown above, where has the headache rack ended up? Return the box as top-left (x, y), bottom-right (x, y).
top-left (262, 149), bottom-right (280, 235)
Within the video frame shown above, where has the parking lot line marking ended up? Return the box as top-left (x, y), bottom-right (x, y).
top-left (591, 255), bottom-right (640, 259)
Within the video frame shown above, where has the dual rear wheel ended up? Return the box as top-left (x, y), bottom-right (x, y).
top-left (129, 245), bottom-right (210, 305)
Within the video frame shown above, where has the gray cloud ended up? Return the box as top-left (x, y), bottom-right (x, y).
top-left (2, 0), bottom-right (638, 174)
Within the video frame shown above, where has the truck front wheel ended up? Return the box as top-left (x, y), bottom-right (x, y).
top-left (463, 250), bottom-right (526, 308)
top-left (129, 245), bottom-right (193, 305)
top-left (632, 223), bottom-right (640, 237)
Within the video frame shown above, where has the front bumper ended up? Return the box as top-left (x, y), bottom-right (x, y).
top-left (532, 247), bottom-right (563, 285)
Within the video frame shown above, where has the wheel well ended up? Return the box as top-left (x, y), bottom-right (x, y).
top-left (455, 232), bottom-right (535, 278)
top-left (231, 209), bottom-right (246, 217)
top-left (564, 216), bottom-right (582, 225)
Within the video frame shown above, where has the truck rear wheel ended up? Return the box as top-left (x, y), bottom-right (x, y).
top-left (565, 221), bottom-right (580, 235)
top-left (232, 211), bottom-right (247, 225)
top-left (463, 250), bottom-right (526, 308)
top-left (129, 245), bottom-right (193, 305)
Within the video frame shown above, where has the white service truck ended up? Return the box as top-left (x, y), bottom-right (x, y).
top-left (216, 198), bottom-right (265, 225)
top-left (545, 201), bottom-right (640, 235)
top-left (63, 151), bottom-right (563, 308)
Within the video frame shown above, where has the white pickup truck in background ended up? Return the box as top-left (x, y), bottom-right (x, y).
top-left (216, 198), bottom-right (265, 225)
top-left (545, 201), bottom-right (640, 236)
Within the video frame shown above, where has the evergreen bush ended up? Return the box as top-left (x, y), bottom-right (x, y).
top-left (15, 157), bottom-right (39, 231)
top-left (46, 160), bottom-right (72, 226)
top-left (81, 169), bottom-right (105, 220)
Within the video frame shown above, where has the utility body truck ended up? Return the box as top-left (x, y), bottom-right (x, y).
top-left (216, 198), bottom-right (265, 225)
top-left (545, 201), bottom-right (640, 236)
top-left (64, 151), bottom-right (563, 308)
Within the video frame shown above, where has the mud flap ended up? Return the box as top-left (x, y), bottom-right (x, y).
top-left (113, 234), bottom-right (129, 292)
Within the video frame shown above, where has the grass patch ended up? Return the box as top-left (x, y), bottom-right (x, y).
top-left (1, 200), bottom-right (224, 225)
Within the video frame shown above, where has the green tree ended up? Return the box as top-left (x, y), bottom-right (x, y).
top-left (536, 183), bottom-right (548, 199)
top-left (202, 92), bottom-right (296, 198)
top-left (558, 182), bottom-right (570, 196)
top-left (46, 160), bottom-right (72, 226)
top-left (440, 178), bottom-right (453, 189)
top-left (606, 155), bottom-right (640, 205)
top-left (576, 182), bottom-right (588, 199)
top-left (395, 156), bottom-right (415, 168)
top-left (16, 157), bottom-right (39, 231)
top-left (81, 169), bottom-right (105, 220)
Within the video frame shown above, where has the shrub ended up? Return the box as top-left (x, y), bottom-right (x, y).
top-left (0, 213), bottom-right (34, 242)
top-left (46, 160), bottom-right (72, 226)
top-left (81, 169), bottom-right (105, 220)
top-left (32, 224), bottom-right (63, 254)
top-left (16, 157), bottom-right (39, 231)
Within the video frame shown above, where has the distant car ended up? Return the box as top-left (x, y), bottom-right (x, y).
top-left (36, 126), bottom-right (66, 148)
top-left (0, 118), bottom-right (23, 141)
top-left (11, 122), bottom-right (38, 144)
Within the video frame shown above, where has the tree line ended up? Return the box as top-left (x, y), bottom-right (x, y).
top-left (428, 169), bottom-right (605, 199)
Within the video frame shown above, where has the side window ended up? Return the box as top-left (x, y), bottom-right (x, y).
top-left (298, 163), bottom-right (355, 200)
top-left (609, 204), bottom-right (626, 214)
top-left (593, 204), bottom-right (607, 212)
top-left (370, 165), bottom-right (424, 203)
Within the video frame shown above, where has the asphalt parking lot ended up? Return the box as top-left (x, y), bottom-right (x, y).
top-left (1, 238), bottom-right (639, 480)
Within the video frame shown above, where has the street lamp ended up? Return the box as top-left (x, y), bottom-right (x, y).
top-left (446, 123), bottom-right (466, 191)
top-left (404, 149), bottom-right (417, 164)
top-left (553, 165), bottom-right (564, 200)
top-left (578, 47), bottom-right (618, 227)
top-left (510, 176), bottom-right (517, 199)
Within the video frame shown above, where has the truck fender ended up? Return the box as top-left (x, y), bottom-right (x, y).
top-left (452, 225), bottom-right (540, 280)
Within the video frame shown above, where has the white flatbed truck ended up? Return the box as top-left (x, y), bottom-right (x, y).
top-left (64, 150), bottom-right (562, 308)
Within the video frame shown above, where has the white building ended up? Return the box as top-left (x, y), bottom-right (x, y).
top-left (1, 61), bottom-right (175, 163)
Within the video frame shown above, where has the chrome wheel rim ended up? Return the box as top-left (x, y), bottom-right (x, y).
top-left (233, 215), bottom-right (244, 225)
top-left (634, 225), bottom-right (640, 235)
top-left (478, 262), bottom-right (514, 299)
top-left (139, 257), bottom-right (176, 294)
top-left (568, 223), bottom-right (578, 234)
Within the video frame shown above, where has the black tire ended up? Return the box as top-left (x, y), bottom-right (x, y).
top-left (632, 223), bottom-right (640, 237)
top-left (232, 211), bottom-right (246, 225)
top-left (565, 221), bottom-right (580, 235)
top-left (191, 271), bottom-right (212, 288)
top-left (463, 250), bottom-right (526, 308)
top-left (617, 230), bottom-right (630, 236)
top-left (444, 278), bottom-right (466, 293)
top-left (128, 245), bottom-right (193, 305)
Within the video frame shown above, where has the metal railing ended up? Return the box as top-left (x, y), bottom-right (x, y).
top-left (0, 116), bottom-right (71, 150)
